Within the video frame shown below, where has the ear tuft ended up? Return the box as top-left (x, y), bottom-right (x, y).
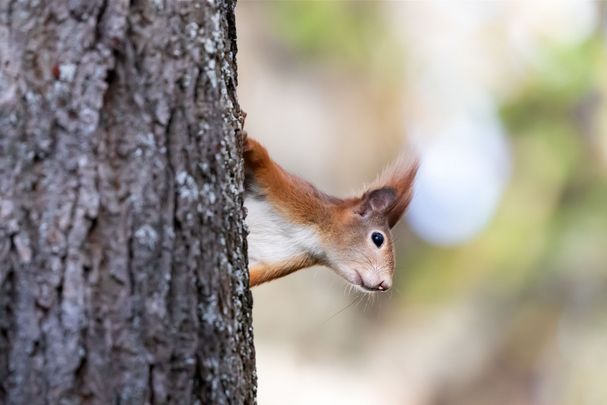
top-left (386, 161), bottom-right (419, 228)
top-left (356, 187), bottom-right (396, 217)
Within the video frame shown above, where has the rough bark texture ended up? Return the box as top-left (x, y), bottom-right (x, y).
top-left (0, 0), bottom-right (256, 404)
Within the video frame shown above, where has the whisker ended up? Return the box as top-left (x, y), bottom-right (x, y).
top-left (363, 292), bottom-right (371, 313)
top-left (318, 294), bottom-right (364, 327)
top-left (345, 283), bottom-right (353, 297)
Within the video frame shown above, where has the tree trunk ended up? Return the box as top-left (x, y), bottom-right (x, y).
top-left (0, 0), bottom-right (256, 404)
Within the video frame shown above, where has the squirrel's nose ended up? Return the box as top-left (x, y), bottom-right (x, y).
top-left (377, 279), bottom-right (391, 291)
top-left (364, 278), bottom-right (391, 292)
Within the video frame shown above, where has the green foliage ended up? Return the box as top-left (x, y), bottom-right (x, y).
top-left (500, 38), bottom-right (602, 135)
top-left (269, 1), bottom-right (401, 76)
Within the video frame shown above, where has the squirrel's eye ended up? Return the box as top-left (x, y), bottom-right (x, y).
top-left (371, 232), bottom-right (384, 248)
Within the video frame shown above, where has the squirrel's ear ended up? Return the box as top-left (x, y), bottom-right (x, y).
top-left (385, 162), bottom-right (418, 228)
top-left (356, 187), bottom-right (397, 218)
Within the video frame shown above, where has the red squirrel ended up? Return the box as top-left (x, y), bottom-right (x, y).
top-left (244, 135), bottom-right (418, 292)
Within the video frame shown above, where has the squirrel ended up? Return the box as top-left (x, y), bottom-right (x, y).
top-left (243, 135), bottom-right (418, 292)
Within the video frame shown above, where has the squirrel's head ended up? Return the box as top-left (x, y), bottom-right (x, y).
top-left (322, 161), bottom-right (418, 293)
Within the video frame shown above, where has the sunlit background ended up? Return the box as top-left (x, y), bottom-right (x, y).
top-left (236, 2), bottom-right (607, 404)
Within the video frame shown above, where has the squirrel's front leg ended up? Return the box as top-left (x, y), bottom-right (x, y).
top-left (249, 254), bottom-right (318, 286)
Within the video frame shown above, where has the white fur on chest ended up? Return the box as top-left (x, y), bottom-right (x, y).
top-left (244, 197), bottom-right (320, 266)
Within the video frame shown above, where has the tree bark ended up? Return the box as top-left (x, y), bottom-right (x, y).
top-left (0, 0), bottom-right (256, 404)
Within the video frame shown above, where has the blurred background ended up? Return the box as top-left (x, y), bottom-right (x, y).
top-left (235, 1), bottom-right (607, 404)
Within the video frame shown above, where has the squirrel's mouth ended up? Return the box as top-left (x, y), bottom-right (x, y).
top-left (336, 267), bottom-right (389, 292)
top-left (350, 270), bottom-right (391, 292)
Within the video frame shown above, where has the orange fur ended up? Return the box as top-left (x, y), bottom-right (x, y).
top-left (249, 255), bottom-right (318, 286)
top-left (244, 137), bottom-right (341, 225)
